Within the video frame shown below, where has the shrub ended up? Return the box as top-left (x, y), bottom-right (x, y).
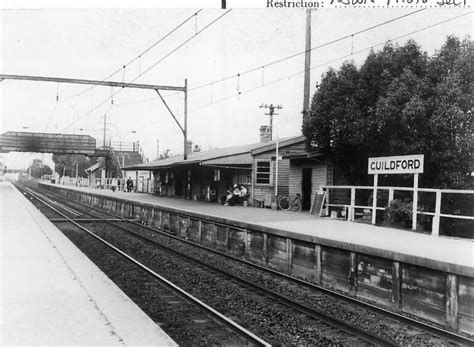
top-left (384, 199), bottom-right (413, 228)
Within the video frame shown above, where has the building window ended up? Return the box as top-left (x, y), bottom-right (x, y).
top-left (256, 160), bottom-right (271, 185)
top-left (214, 169), bottom-right (220, 181)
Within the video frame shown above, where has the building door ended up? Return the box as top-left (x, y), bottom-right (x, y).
top-left (302, 168), bottom-right (312, 211)
top-left (175, 171), bottom-right (184, 197)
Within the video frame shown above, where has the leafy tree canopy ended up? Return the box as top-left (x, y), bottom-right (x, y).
top-left (27, 159), bottom-right (53, 179)
top-left (302, 36), bottom-right (473, 188)
top-left (52, 154), bottom-right (96, 177)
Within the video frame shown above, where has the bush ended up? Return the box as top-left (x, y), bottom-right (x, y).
top-left (384, 199), bottom-right (413, 228)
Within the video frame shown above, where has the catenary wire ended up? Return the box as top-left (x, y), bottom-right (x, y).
top-left (62, 9), bottom-right (203, 103)
top-left (117, 7), bottom-right (427, 106)
top-left (115, 8), bottom-right (457, 110)
top-left (62, 9), bottom-right (232, 132)
top-left (186, 10), bottom-right (473, 114)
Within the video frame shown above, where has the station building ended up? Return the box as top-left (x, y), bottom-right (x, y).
top-left (123, 128), bottom-right (346, 210)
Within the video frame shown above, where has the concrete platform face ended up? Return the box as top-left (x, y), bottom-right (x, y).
top-left (0, 182), bottom-right (177, 346)
top-left (45, 183), bottom-right (474, 274)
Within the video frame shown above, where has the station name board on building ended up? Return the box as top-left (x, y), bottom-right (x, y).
top-left (368, 154), bottom-right (424, 174)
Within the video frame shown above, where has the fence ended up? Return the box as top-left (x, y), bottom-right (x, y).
top-left (54, 176), bottom-right (90, 187)
top-left (97, 140), bottom-right (148, 164)
top-left (319, 185), bottom-right (474, 237)
top-left (98, 140), bottom-right (139, 152)
top-left (50, 176), bottom-right (154, 194)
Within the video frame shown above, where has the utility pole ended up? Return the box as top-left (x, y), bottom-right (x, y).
top-left (259, 104), bottom-right (283, 141)
top-left (156, 139), bottom-right (160, 160)
top-left (303, 9), bottom-right (312, 117)
top-left (102, 113), bottom-right (107, 148)
top-left (101, 113), bottom-right (110, 178)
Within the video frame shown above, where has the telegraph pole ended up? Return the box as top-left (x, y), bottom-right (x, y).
top-left (259, 104), bottom-right (283, 141)
top-left (102, 113), bottom-right (108, 178)
top-left (303, 9), bottom-right (312, 116)
top-left (102, 113), bottom-right (107, 148)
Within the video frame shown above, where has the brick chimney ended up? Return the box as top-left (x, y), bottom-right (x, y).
top-left (259, 125), bottom-right (271, 143)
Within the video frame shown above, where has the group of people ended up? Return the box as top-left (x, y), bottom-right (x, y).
top-left (222, 184), bottom-right (248, 206)
top-left (110, 177), bottom-right (134, 192)
top-left (125, 177), bottom-right (134, 192)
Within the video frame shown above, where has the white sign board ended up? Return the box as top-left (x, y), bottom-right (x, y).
top-left (368, 154), bottom-right (424, 174)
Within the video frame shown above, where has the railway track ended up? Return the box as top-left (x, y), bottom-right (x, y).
top-left (18, 181), bottom-right (474, 346)
top-left (16, 182), bottom-right (270, 346)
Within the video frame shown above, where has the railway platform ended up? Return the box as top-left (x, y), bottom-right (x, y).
top-left (44, 182), bottom-right (473, 273)
top-left (0, 182), bottom-right (177, 346)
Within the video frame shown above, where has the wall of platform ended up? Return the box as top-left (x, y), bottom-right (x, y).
top-left (39, 182), bottom-right (474, 334)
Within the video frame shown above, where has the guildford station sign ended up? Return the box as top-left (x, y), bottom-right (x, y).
top-left (368, 154), bottom-right (424, 175)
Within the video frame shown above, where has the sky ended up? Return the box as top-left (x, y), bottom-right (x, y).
top-left (0, 1), bottom-right (472, 169)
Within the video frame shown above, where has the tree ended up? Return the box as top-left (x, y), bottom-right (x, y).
top-left (27, 159), bottom-right (53, 178)
top-left (302, 36), bottom-right (473, 189)
top-left (52, 154), bottom-right (96, 177)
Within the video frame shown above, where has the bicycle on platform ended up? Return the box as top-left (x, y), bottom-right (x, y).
top-left (278, 193), bottom-right (302, 211)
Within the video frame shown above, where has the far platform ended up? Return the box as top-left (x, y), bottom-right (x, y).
top-left (41, 182), bottom-right (473, 277)
top-left (0, 182), bottom-right (177, 346)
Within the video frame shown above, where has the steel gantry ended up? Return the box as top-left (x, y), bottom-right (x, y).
top-left (0, 74), bottom-right (189, 159)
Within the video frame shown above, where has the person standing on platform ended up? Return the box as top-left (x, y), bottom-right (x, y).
top-left (111, 177), bottom-right (117, 192)
top-left (126, 177), bottom-right (131, 192)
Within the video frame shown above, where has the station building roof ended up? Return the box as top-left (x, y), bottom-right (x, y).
top-left (123, 135), bottom-right (306, 171)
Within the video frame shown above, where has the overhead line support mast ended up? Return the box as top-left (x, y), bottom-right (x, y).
top-left (0, 74), bottom-right (189, 160)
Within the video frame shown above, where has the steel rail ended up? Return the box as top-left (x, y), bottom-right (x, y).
top-left (28, 185), bottom-right (394, 345)
top-left (103, 219), bottom-right (395, 346)
top-left (15, 183), bottom-right (272, 347)
top-left (29, 183), bottom-right (474, 346)
top-left (50, 218), bottom-right (140, 222)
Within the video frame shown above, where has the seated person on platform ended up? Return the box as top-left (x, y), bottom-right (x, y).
top-left (238, 185), bottom-right (248, 203)
top-left (225, 184), bottom-right (241, 206)
top-left (222, 185), bottom-right (232, 205)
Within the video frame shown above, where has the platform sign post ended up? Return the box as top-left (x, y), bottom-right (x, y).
top-left (368, 154), bottom-right (424, 229)
top-left (412, 173), bottom-right (419, 231)
top-left (372, 174), bottom-right (378, 225)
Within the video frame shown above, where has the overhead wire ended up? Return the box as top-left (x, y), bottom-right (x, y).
top-left (187, 10), bottom-right (473, 114)
top-left (62, 9), bottom-right (203, 102)
top-left (187, 8), bottom-right (426, 92)
top-left (113, 8), bottom-right (430, 108)
top-left (62, 9), bottom-right (231, 131)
